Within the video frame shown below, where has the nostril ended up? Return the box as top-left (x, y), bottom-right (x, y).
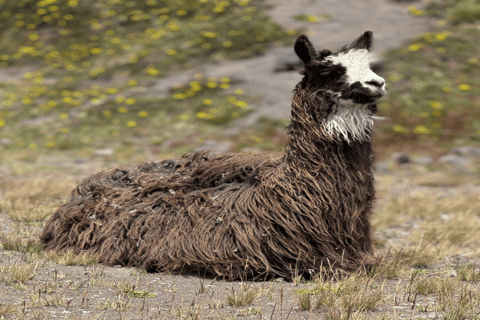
top-left (366, 80), bottom-right (384, 88)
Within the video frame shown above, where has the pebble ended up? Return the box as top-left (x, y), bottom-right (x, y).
top-left (391, 152), bottom-right (410, 164)
top-left (93, 148), bottom-right (114, 156)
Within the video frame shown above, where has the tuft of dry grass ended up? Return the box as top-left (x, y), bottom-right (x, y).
top-left (0, 234), bottom-right (43, 253)
top-left (297, 293), bottom-right (311, 311)
top-left (0, 263), bottom-right (37, 286)
top-left (0, 303), bottom-right (16, 318)
top-left (226, 284), bottom-right (262, 307)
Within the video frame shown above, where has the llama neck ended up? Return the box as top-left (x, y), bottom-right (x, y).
top-left (285, 85), bottom-right (373, 174)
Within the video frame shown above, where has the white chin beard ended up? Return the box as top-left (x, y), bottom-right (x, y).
top-left (323, 98), bottom-right (374, 144)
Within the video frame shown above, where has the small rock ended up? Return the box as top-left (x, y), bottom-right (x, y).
top-left (74, 158), bottom-right (87, 164)
top-left (414, 156), bottom-right (434, 166)
top-left (391, 152), bottom-right (410, 164)
top-left (0, 138), bottom-right (11, 145)
top-left (93, 148), bottom-right (114, 156)
top-left (453, 146), bottom-right (480, 157)
top-left (438, 154), bottom-right (472, 166)
top-left (114, 265), bottom-right (122, 268)
top-left (275, 278), bottom-right (285, 282)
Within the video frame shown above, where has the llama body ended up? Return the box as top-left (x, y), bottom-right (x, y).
top-left (41, 32), bottom-right (386, 280)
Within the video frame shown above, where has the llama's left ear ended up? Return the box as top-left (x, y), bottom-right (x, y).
top-left (295, 34), bottom-right (317, 64)
top-left (350, 31), bottom-right (373, 51)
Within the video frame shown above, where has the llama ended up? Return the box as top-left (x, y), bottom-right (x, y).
top-left (41, 31), bottom-right (387, 280)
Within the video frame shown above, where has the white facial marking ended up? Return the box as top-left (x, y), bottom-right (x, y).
top-left (326, 49), bottom-right (385, 92)
top-left (323, 99), bottom-right (374, 144)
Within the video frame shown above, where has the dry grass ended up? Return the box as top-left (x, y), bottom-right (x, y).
top-left (0, 263), bottom-right (37, 286)
top-left (39, 250), bottom-right (99, 266)
top-left (0, 172), bottom-right (480, 319)
top-left (0, 303), bottom-right (16, 318)
top-left (226, 284), bottom-right (262, 307)
top-left (0, 176), bottom-right (76, 222)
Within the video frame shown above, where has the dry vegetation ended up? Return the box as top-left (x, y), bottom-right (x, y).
top-left (0, 168), bottom-right (480, 319)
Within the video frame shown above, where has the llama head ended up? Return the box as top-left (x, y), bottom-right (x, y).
top-left (294, 31), bottom-right (387, 143)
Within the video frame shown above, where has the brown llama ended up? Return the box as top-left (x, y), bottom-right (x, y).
top-left (41, 31), bottom-right (387, 280)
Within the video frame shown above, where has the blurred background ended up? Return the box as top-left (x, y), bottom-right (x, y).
top-left (0, 0), bottom-right (479, 174)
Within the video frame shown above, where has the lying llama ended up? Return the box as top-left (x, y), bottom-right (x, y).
top-left (41, 31), bottom-right (387, 280)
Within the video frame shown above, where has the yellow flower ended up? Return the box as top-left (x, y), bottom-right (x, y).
top-left (117, 107), bottom-right (127, 113)
top-left (206, 81), bottom-right (217, 88)
top-left (0, 119), bottom-right (5, 127)
top-left (29, 143), bottom-right (38, 149)
top-left (236, 101), bottom-right (248, 107)
top-left (127, 121), bottom-right (137, 127)
top-left (307, 15), bottom-right (318, 23)
top-left (234, 89), bottom-right (244, 94)
top-left (115, 96), bottom-right (125, 103)
top-left (458, 84), bottom-right (471, 91)
top-left (125, 98), bottom-right (136, 105)
top-left (392, 125), bottom-right (404, 133)
top-left (146, 67), bottom-right (159, 75)
top-left (63, 14), bottom-right (74, 20)
top-left (29, 34), bottom-right (39, 41)
top-left (60, 128), bottom-right (69, 133)
top-left (222, 41), bottom-right (232, 47)
top-left (59, 113), bottom-right (68, 119)
top-left (90, 47), bottom-right (103, 54)
top-left (178, 114), bottom-right (190, 121)
top-left (190, 81), bottom-right (202, 91)
top-left (220, 83), bottom-right (230, 89)
top-left (106, 88), bottom-right (118, 94)
top-left (203, 98), bottom-right (213, 105)
top-left (201, 31), bottom-right (219, 38)
top-left (408, 43), bottom-right (422, 52)
top-left (177, 9), bottom-right (187, 16)
top-left (138, 111), bottom-right (148, 117)
top-left (166, 49), bottom-right (177, 55)
top-left (128, 80), bottom-right (138, 86)
top-left (432, 110), bottom-right (442, 117)
top-left (173, 93), bottom-right (187, 100)
top-left (196, 112), bottom-right (207, 118)
top-left (413, 125), bottom-right (430, 135)
top-left (442, 86), bottom-right (452, 93)
top-left (220, 77), bottom-right (230, 83)
top-left (428, 101), bottom-right (442, 109)
top-left (45, 141), bottom-right (55, 147)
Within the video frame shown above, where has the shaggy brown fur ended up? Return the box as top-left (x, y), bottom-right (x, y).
top-left (41, 33), bottom-right (382, 280)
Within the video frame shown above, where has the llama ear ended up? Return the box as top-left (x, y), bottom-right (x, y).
top-left (294, 34), bottom-right (317, 64)
top-left (350, 31), bottom-right (373, 51)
